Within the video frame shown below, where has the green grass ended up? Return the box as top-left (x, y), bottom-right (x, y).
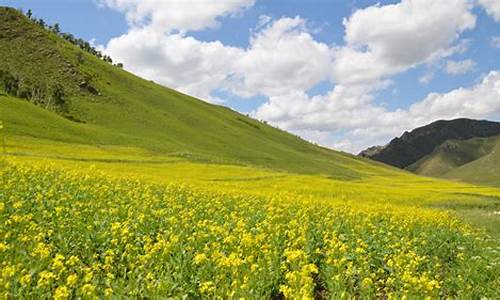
top-left (2, 7), bottom-right (500, 297)
top-left (407, 135), bottom-right (500, 187)
top-left (0, 7), bottom-right (380, 178)
top-left (2, 161), bottom-right (499, 298)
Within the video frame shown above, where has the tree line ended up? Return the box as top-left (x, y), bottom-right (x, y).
top-left (0, 69), bottom-right (67, 111)
top-left (22, 8), bottom-right (123, 68)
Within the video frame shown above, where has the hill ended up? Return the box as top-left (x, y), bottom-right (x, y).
top-left (0, 6), bottom-right (379, 178)
top-left (408, 135), bottom-right (500, 187)
top-left (359, 118), bottom-right (500, 168)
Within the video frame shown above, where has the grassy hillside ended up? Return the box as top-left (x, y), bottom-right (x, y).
top-left (407, 135), bottom-right (500, 187)
top-left (2, 7), bottom-right (500, 298)
top-left (443, 136), bottom-right (500, 186)
top-left (0, 6), bottom-right (382, 178)
top-left (360, 118), bottom-right (500, 168)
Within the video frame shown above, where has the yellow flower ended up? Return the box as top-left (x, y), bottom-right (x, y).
top-left (54, 285), bottom-right (70, 300)
top-left (2, 266), bottom-right (16, 279)
top-left (52, 254), bottom-right (66, 271)
top-left (37, 271), bottom-right (56, 288)
top-left (199, 281), bottom-right (215, 294)
top-left (193, 253), bottom-right (207, 265)
top-left (83, 270), bottom-right (93, 283)
top-left (80, 283), bottom-right (96, 296)
top-left (32, 242), bottom-right (52, 258)
top-left (66, 274), bottom-right (78, 286)
top-left (361, 277), bottom-right (373, 288)
top-left (20, 274), bottom-right (31, 286)
top-left (104, 288), bottom-right (113, 297)
top-left (66, 256), bottom-right (80, 268)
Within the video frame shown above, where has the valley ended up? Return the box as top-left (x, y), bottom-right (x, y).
top-left (1, 5), bottom-right (499, 299)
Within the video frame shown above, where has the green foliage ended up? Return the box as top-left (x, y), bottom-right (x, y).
top-left (0, 69), bottom-right (18, 95)
top-left (0, 69), bottom-right (66, 112)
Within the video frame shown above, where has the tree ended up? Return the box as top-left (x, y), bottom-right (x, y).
top-left (116, 63), bottom-right (124, 68)
top-left (0, 70), bottom-right (19, 95)
top-left (51, 84), bottom-right (65, 107)
top-left (76, 52), bottom-right (85, 64)
top-left (37, 18), bottom-right (46, 28)
top-left (26, 9), bottom-right (32, 19)
top-left (53, 23), bottom-right (60, 34)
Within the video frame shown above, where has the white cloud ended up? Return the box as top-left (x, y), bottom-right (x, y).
top-left (230, 17), bottom-right (332, 98)
top-left (333, 0), bottom-right (476, 84)
top-left (479, 0), bottom-right (500, 22)
top-left (419, 72), bottom-right (435, 84)
top-left (409, 71), bottom-right (500, 122)
top-left (105, 15), bottom-right (333, 101)
top-left (99, 0), bottom-right (254, 32)
top-left (101, 0), bottom-right (500, 154)
top-left (105, 28), bottom-right (243, 101)
top-left (254, 71), bottom-right (500, 153)
top-left (445, 59), bottom-right (476, 75)
top-left (491, 36), bottom-right (500, 49)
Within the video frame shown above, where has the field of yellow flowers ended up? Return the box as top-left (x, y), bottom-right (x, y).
top-left (1, 159), bottom-right (499, 299)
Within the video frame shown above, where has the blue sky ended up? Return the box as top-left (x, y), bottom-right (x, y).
top-left (2, 0), bottom-right (500, 152)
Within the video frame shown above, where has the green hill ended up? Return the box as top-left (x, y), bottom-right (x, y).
top-left (359, 119), bottom-right (500, 168)
top-left (407, 135), bottom-right (500, 187)
top-left (0, 6), bottom-right (384, 178)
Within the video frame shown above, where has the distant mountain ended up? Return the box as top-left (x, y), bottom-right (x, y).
top-left (359, 118), bottom-right (500, 168)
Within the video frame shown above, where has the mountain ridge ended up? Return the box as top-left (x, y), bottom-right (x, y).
top-left (359, 118), bottom-right (500, 168)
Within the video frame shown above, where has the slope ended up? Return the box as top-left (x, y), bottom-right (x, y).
top-left (407, 135), bottom-right (500, 186)
top-left (0, 6), bottom-right (391, 178)
top-left (359, 118), bottom-right (500, 168)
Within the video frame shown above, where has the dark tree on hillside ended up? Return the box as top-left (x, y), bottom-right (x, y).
top-left (37, 18), bottom-right (46, 28)
top-left (53, 23), bottom-right (60, 34)
top-left (116, 63), bottom-right (124, 68)
top-left (23, 9), bottom-right (118, 66)
top-left (0, 70), bottom-right (19, 95)
top-left (51, 84), bottom-right (65, 107)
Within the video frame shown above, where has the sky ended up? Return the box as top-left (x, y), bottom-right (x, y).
top-left (2, 0), bottom-right (500, 153)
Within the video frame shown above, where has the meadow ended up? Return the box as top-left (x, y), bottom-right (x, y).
top-left (1, 7), bottom-right (499, 299)
top-left (1, 136), bottom-right (499, 299)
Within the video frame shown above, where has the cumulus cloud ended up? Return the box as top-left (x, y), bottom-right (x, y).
top-left (99, 0), bottom-right (254, 32)
top-left (254, 71), bottom-right (500, 153)
top-left (230, 17), bottom-right (332, 98)
top-left (105, 14), bottom-right (332, 101)
top-left (408, 71), bottom-right (500, 122)
top-left (445, 59), bottom-right (476, 75)
top-left (101, 0), bottom-right (499, 153)
top-left (479, 0), bottom-right (500, 22)
top-left (106, 28), bottom-right (243, 101)
top-left (333, 0), bottom-right (476, 84)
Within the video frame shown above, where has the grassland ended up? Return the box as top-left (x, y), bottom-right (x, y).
top-left (1, 6), bottom-right (500, 299)
top-left (1, 132), bottom-right (500, 298)
top-left (0, 6), bottom-right (369, 178)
